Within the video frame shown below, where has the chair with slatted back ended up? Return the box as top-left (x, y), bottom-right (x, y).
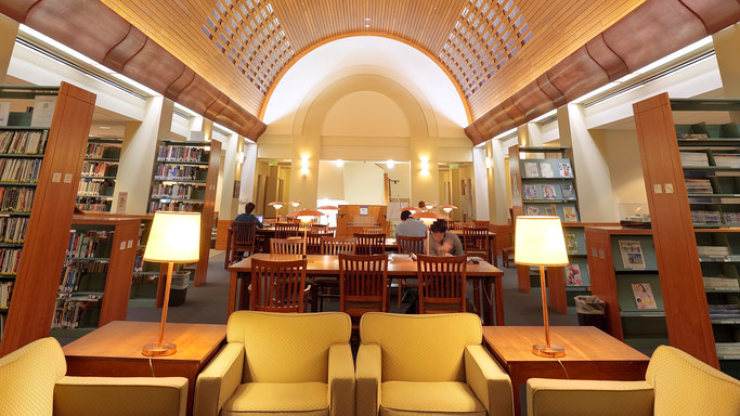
top-left (225, 221), bottom-right (258, 268)
top-left (310, 223), bottom-right (329, 233)
top-left (275, 222), bottom-right (300, 239)
top-left (312, 237), bottom-right (356, 311)
top-left (339, 253), bottom-right (388, 334)
top-left (353, 233), bottom-right (386, 255)
top-left (416, 254), bottom-right (467, 314)
top-left (452, 221), bottom-right (474, 230)
top-left (395, 235), bottom-right (427, 308)
top-left (270, 237), bottom-right (305, 255)
top-left (249, 258), bottom-right (308, 313)
top-left (305, 232), bottom-right (325, 255)
top-left (362, 227), bottom-right (384, 235)
top-left (463, 227), bottom-right (491, 263)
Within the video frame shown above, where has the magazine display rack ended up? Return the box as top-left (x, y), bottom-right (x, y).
top-left (632, 93), bottom-right (740, 371)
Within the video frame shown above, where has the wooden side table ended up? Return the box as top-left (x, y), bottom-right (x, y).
top-left (483, 326), bottom-right (650, 416)
top-left (63, 321), bottom-right (226, 416)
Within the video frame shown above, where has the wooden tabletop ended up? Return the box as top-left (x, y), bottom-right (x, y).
top-left (63, 321), bottom-right (226, 362)
top-left (483, 326), bottom-right (649, 364)
top-left (229, 253), bottom-right (503, 277)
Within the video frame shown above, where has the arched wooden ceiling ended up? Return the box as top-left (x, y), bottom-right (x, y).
top-left (1, 0), bottom-right (739, 142)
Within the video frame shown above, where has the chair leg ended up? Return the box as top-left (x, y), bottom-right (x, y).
top-left (397, 279), bottom-right (403, 309)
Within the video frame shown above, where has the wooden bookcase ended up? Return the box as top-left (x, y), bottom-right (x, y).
top-left (631, 93), bottom-right (737, 369)
top-left (148, 139), bottom-right (221, 286)
top-left (0, 82), bottom-right (96, 356)
top-left (586, 226), bottom-right (669, 353)
top-left (76, 137), bottom-right (122, 212)
top-left (50, 216), bottom-right (140, 339)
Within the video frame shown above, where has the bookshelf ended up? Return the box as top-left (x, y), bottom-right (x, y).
top-left (586, 227), bottom-right (668, 353)
top-left (76, 137), bottom-right (122, 212)
top-left (0, 82), bottom-right (97, 356)
top-left (149, 139), bottom-right (221, 286)
top-left (631, 93), bottom-right (740, 370)
top-left (51, 216), bottom-right (139, 339)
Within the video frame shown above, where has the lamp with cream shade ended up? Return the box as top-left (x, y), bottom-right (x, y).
top-left (142, 211), bottom-right (201, 357)
top-left (514, 216), bottom-right (569, 358)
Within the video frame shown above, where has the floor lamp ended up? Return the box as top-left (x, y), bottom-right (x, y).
top-left (514, 216), bottom-right (569, 358)
top-left (142, 211), bottom-right (201, 357)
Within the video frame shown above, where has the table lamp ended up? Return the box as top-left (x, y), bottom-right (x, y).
top-left (268, 201), bottom-right (285, 220)
top-left (289, 200), bottom-right (302, 208)
top-left (439, 205), bottom-right (457, 214)
top-left (514, 216), bottom-right (569, 358)
top-left (142, 211), bottom-right (201, 357)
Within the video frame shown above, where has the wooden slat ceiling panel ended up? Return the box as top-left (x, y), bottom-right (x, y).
top-left (99, 0), bottom-right (650, 123)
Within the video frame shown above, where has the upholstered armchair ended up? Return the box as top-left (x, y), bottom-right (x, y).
top-left (527, 345), bottom-right (740, 416)
top-left (194, 311), bottom-right (354, 416)
top-left (356, 312), bottom-right (513, 416)
top-left (0, 337), bottom-right (188, 416)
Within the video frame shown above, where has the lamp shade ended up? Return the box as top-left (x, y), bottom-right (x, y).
top-left (514, 216), bottom-right (568, 266)
top-left (268, 201), bottom-right (285, 209)
top-left (143, 212), bottom-right (201, 263)
top-left (287, 209), bottom-right (324, 222)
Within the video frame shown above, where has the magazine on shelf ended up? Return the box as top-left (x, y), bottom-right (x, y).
top-left (523, 162), bottom-right (539, 178)
top-left (565, 232), bottom-right (579, 254)
top-left (619, 240), bottom-right (646, 270)
top-left (713, 154), bottom-right (740, 168)
top-left (631, 283), bottom-right (658, 309)
top-left (526, 205), bottom-right (540, 215)
top-left (0, 102), bottom-right (9, 127)
top-left (540, 162), bottom-right (554, 178)
top-left (560, 184), bottom-right (575, 199)
top-left (558, 162), bottom-right (573, 178)
top-left (566, 264), bottom-right (582, 285)
top-left (544, 205), bottom-right (556, 216)
top-left (523, 185), bottom-right (538, 200)
top-left (679, 152), bottom-right (710, 167)
top-left (542, 185), bottom-right (557, 199)
top-left (563, 206), bottom-right (578, 222)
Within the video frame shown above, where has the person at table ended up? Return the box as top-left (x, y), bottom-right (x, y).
top-left (234, 202), bottom-right (263, 228)
top-left (396, 210), bottom-right (427, 238)
top-left (429, 219), bottom-right (464, 257)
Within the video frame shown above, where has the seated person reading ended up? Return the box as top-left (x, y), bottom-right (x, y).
top-left (234, 202), bottom-right (263, 228)
top-left (396, 210), bottom-right (427, 237)
top-left (428, 219), bottom-right (464, 257)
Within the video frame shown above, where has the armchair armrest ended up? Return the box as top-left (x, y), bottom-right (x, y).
top-left (355, 343), bottom-right (382, 416)
top-left (328, 343), bottom-right (355, 416)
top-left (464, 344), bottom-right (513, 416)
top-left (54, 376), bottom-right (187, 416)
top-left (193, 343), bottom-right (245, 416)
top-left (527, 378), bottom-right (654, 416)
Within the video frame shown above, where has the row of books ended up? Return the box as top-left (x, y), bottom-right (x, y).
top-left (51, 295), bottom-right (101, 329)
top-left (680, 152), bottom-right (740, 168)
top-left (708, 304), bottom-right (740, 319)
top-left (0, 158), bottom-right (42, 183)
top-left (697, 246), bottom-right (731, 257)
top-left (0, 281), bottom-right (12, 309)
top-left (156, 145), bottom-right (206, 163)
top-left (75, 201), bottom-right (112, 212)
top-left (149, 201), bottom-right (201, 213)
top-left (0, 249), bottom-right (22, 275)
top-left (691, 210), bottom-right (722, 225)
top-left (59, 261), bottom-right (108, 293)
top-left (0, 130), bottom-right (49, 155)
top-left (151, 184), bottom-right (202, 200)
top-left (0, 217), bottom-right (27, 244)
top-left (0, 314), bottom-right (5, 341)
top-left (66, 231), bottom-right (112, 259)
top-left (686, 179), bottom-right (713, 194)
top-left (677, 133), bottom-right (709, 140)
top-left (153, 165), bottom-right (207, 181)
top-left (716, 343), bottom-right (740, 357)
top-left (81, 161), bottom-right (117, 177)
top-left (703, 276), bottom-right (740, 289)
top-left (85, 143), bottom-right (121, 159)
top-left (0, 187), bottom-right (35, 212)
top-left (77, 180), bottom-right (110, 197)
top-left (680, 152), bottom-right (709, 167)
top-left (132, 272), bottom-right (159, 284)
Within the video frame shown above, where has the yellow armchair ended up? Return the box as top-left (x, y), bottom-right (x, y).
top-left (194, 311), bottom-right (354, 416)
top-left (0, 337), bottom-right (188, 416)
top-left (357, 312), bottom-right (513, 416)
top-left (527, 345), bottom-right (740, 416)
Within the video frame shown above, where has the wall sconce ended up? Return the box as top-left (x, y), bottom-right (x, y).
top-left (420, 156), bottom-right (430, 176)
top-left (300, 154), bottom-right (309, 176)
top-left (335, 159), bottom-right (344, 168)
top-left (387, 159), bottom-right (395, 169)
top-left (237, 151), bottom-right (245, 165)
top-left (485, 156), bottom-right (492, 169)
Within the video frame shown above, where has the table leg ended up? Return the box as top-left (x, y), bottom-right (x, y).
top-left (473, 280), bottom-right (482, 319)
top-left (491, 238), bottom-right (497, 267)
top-left (228, 271), bottom-right (237, 316)
top-left (493, 276), bottom-right (505, 325)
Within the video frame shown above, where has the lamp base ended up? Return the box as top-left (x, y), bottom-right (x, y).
top-left (142, 342), bottom-right (177, 357)
top-left (532, 343), bottom-right (565, 358)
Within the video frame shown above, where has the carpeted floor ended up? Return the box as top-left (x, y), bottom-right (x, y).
top-left (126, 250), bottom-right (579, 327)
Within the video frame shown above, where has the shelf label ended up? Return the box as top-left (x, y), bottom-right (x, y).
top-left (653, 184), bottom-right (663, 194)
top-left (52, 172), bottom-right (61, 183)
top-left (63, 173), bottom-right (73, 183)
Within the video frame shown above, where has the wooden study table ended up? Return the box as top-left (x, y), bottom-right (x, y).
top-left (63, 321), bottom-right (226, 416)
top-left (483, 326), bottom-right (650, 416)
top-left (228, 253), bottom-right (505, 325)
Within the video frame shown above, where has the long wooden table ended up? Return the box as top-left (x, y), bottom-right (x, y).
top-left (228, 254), bottom-right (505, 325)
top-left (450, 229), bottom-right (498, 267)
top-left (483, 326), bottom-right (650, 416)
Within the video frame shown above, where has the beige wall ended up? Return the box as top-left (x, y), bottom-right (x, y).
top-left (605, 129), bottom-right (648, 219)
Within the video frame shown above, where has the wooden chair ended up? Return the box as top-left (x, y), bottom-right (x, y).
top-left (354, 233), bottom-right (386, 255)
top-left (313, 237), bottom-right (356, 311)
top-left (416, 254), bottom-right (467, 314)
top-left (270, 237), bottom-right (305, 255)
top-left (310, 223), bottom-right (329, 233)
top-left (339, 253), bottom-right (388, 332)
top-left (463, 227), bottom-right (491, 263)
top-left (305, 232), bottom-right (325, 255)
top-left (452, 222), bottom-right (474, 230)
top-left (395, 235), bottom-right (426, 308)
top-left (224, 221), bottom-right (257, 268)
top-left (249, 258), bottom-right (308, 313)
top-left (275, 222), bottom-right (300, 239)
top-left (362, 227), bottom-right (384, 235)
